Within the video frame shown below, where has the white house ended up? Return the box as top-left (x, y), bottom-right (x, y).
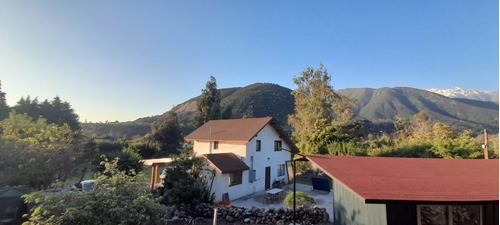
top-left (185, 117), bottom-right (299, 202)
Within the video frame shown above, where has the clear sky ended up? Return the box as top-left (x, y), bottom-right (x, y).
top-left (0, 1), bottom-right (498, 122)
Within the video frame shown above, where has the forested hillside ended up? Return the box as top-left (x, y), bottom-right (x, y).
top-left (338, 87), bottom-right (499, 134)
top-left (82, 84), bottom-right (499, 139)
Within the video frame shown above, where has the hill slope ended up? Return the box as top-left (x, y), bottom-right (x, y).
top-left (338, 87), bottom-right (499, 133)
top-left (136, 83), bottom-right (295, 136)
top-left (82, 85), bottom-right (499, 139)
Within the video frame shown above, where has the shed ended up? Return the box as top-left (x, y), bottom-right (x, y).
top-left (307, 155), bottom-right (499, 225)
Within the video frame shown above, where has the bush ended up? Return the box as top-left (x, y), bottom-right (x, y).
top-left (23, 159), bottom-right (168, 225)
top-left (161, 151), bottom-right (215, 205)
top-left (283, 191), bottom-right (316, 208)
top-left (97, 146), bottom-right (143, 176)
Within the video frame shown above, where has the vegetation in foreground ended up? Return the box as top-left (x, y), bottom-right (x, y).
top-left (22, 159), bottom-right (168, 225)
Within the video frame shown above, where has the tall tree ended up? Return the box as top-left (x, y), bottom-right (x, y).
top-left (0, 81), bottom-right (9, 120)
top-left (288, 64), bottom-right (360, 155)
top-left (195, 76), bottom-right (221, 127)
top-left (12, 95), bottom-right (80, 130)
top-left (410, 111), bottom-right (433, 138)
top-left (0, 112), bottom-right (92, 189)
top-left (150, 112), bottom-right (184, 157)
top-left (47, 96), bottom-right (81, 130)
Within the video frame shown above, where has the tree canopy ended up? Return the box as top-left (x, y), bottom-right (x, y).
top-left (195, 76), bottom-right (221, 127)
top-left (0, 81), bottom-right (8, 121)
top-left (13, 95), bottom-right (80, 130)
top-left (288, 64), bottom-right (361, 155)
top-left (0, 112), bottom-right (94, 190)
top-left (149, 112), bottom-right (184, 157)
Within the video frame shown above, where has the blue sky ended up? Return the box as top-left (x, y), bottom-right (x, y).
top-left (0, 1), bottom-right (498, 122)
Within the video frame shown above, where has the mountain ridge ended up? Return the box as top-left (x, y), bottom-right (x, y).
top-left (82, 84), bottom-right (499, 139)
top-left (427, 87), bottom-right (499, 102)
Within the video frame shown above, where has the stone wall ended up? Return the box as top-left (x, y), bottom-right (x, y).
top-left (169, 203), bottom-right (329, 224)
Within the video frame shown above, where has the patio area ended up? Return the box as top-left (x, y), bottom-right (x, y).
top-left (231, 183), bottom-right (334, 223)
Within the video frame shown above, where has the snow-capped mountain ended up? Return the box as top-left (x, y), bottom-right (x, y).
top-left (427, 87), bottom-right (499, 102)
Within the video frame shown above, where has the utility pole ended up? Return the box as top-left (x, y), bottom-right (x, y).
top-left (483, 129), bottom-right (489, 160)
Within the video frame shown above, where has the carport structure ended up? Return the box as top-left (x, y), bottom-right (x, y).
top-left (142, 158), bottom-right (173, 190)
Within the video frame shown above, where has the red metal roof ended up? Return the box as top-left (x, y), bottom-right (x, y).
top-left (307, 155), bottom-right (499, 204)
top-left (186, 117), bottom-right (299, 153)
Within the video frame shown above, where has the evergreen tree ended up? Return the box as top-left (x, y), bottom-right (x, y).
top-left (195, 76), bottom-right (221, 127)
top-left (288, 64), bottom-right (360, 154)
top-left (13, 95), bottom-right (40, 119)
top-left (12, 95), bottom-right (80, 130)
top-left (150, 112), bottom-right (184, 156)
top-left (0, 81), bottom-right (9, 120)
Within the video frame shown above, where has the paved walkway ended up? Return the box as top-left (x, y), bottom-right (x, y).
top-left (231, 183), bottom-right (334, 223)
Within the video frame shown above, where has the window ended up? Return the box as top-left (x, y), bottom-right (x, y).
top-left (277, 164), bottom-right (285, 176)
top-left (256, 140), bottom-right (261, 152)
top-left (274, 140), bottom-right (282, 151)
top-left (213, 141), bottom-right (219, 150)
top-left (417, 205), bottom-right (482, 225)
top-left (229, 171), bottom-right (242, 186)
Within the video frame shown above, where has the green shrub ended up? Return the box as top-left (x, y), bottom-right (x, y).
top-left (23, 159), bottom-right (168, 225)
top-left (161, 151), bottom-right (215, 205)
top-left (283, 191), bottom-right (316, 208)
top-left (97, 146), bottom-right (143, 176)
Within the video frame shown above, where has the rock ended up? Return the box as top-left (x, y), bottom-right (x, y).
top-left (244, 218), bottom-right (250, 223)
top-left (226, 215), bottom-right (234, 222)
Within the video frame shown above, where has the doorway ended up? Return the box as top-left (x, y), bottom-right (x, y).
top-left (265, 166), bottom-right (271, 189)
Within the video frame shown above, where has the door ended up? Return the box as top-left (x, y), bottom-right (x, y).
top-left (265, 166), bottom-right (271, 190)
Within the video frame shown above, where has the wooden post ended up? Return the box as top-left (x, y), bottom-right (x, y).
top-left (483, 129), bottom-right (489, 159)
top-left (150, 165), bottom-right (156, 189)
top-left (154, 165), bottom-right (159, 187)
top-left (213, 208), bottom-right (218, 225)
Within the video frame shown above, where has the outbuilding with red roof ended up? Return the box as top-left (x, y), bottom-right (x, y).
top-left (306, 155), bottom-right (499, 225)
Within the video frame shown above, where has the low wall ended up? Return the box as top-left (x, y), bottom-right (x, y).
top-left (169, 203), bottom-right (329, 224)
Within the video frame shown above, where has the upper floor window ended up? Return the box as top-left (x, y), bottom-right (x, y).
top-left (274, 140), bottom-right (282, 151)
top-left (214, 141), bottom-right (219, 150)
top-left (256, 140), bottom-right (261, 152)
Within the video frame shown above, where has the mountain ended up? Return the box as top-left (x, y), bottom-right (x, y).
top-left (135, 83), bottom-right (295, 136)
top-left (82, 84), bottom-right (499, 139)
top-left (338, 87), bottom-right (499, 134)
top-left (427, 87), bottom-right (499, 102)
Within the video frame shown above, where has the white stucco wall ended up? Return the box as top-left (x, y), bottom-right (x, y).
top-left (194, 124), bottom-right (293, 202)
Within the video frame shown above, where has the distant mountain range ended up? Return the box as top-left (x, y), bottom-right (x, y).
top-left (427, 87), bottom-right (498, 102)
top-left (338, 87), bottom-right (498, 134)
top-left (82, 84), bottom-right (499, 139)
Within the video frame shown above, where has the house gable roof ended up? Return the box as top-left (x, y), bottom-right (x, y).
top-left (307, 155), bottom-right (499, 204)
top-left (186, 117), bottom-right (299, 153)
top-left (203, 153), bottom-right (250, 174)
